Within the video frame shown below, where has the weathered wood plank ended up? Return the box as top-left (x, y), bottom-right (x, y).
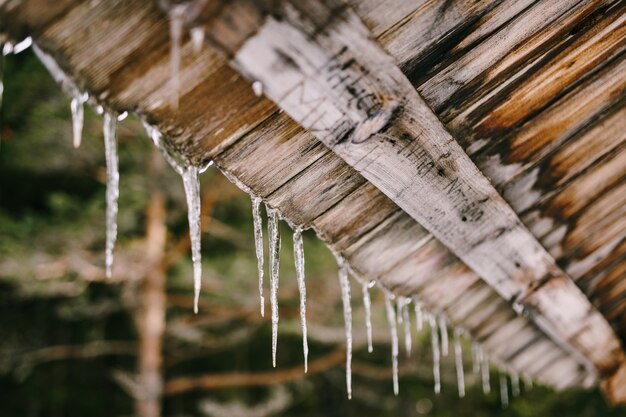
top-left (502, 105), bottom-right (626, 214)
top-left (467, 7), bottom-right (625, 142)
top-left (5, 0), bottom-right (622, 395)
top-left (199, 0), bottom-right (623, 377)
top-left (418, 0), bottom-right (588, 110)
top-left (476, 57), bottom-right (626, 186)
top-left (216, 112), bottom-right (329, 198)
top-left (439, 0), bottom-right (619, 134)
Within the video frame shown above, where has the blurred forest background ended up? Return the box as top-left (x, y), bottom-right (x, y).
top-left (0, 48), bottom-right (624, 417)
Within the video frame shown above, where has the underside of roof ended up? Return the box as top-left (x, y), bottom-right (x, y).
top-left (1, 0), bottom-right (625, 403)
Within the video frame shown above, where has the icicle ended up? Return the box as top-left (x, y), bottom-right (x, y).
top-left (361, 282), bottom-right (373, 353)
top-left (293, 228), bottom-right (308, 373)
top-left (454, 329), bottom-right (465, 398)
top-left (384, 292), bottom-right (399, 396)
top-left (251, 197), bottom-right (265, 317)
top-left (472, 342), bottom-right (481, 374)
top-left (428, 314), bottom-right (441, 394)
top-left (511, 369), bottom-right (520, 397)
top-left (2, 42), bottom-right (13, 56)
top-left (401, 297), bottom-right (412, 357)
top-left (267, 206), bottom-right (281, 367)
top-left (481, 353), bottom-right (491, 394)
top-left (141, 120), bottom-right (208, 313)
top-left (70, 92), bottom-right (88, 148)
top-left (32, 43), bottom-right (89, 149)
top-left (141, 121), bottom-right (184, 175)
top-left (182, 166), bottom-right (202, 313)
top-left (523, 375), bottom-right (533, 390)
top-left (413, 297), bottom-right (423, 331)
top-left (190, 26), bottom-right (205, 53)
top-left (168, 5), bottom-right (186, 110)
top-left (336, 257), bottom-right (352, 399)
top-left (252, 81), bottom-right (263, 97)
top-left (439, 314), bottom-right (449, 357)
top-left (12, 37), bottom-right (32, 54)
top-left (396, 297), bottom-right (403, 324)
top-left (102, 112), bottom-right (119, 279)
top-left (0, 47), bottom-right (4, 150)
top-left (499, 369), bottom-right (509, 408)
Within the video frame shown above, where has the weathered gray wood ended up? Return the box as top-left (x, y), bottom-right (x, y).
top-left (201, 0), bottom-right (623, 377)
top-left (5, 0), bottom-right (624, 398)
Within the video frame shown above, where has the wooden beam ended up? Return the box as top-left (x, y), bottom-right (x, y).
top-left (198, 0), bottom-right (624, 377)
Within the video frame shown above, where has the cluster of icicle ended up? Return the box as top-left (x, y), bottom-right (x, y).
top-left (6, 28), bottom-right (534, 407)
top-left (19, 39), bottom-right (211, 314)
top-left (248, 197), bottom-right (532, 406)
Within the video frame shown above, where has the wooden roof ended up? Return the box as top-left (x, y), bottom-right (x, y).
top-left (1, 0), bottom-right (625, 402)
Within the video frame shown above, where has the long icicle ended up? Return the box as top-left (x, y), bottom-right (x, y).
top-left (70, 92), bottom-right (87, 148)
top-left (454, 329), bottom-right (465, 398)
top-left (293, 228), bottom-right (308, 373)
top-left (511, 369), bottom-right (520, 397)
top-left (402, 297), bottom-right (412, 357)
top-left (168, 5), bottom-right (186, 110)
top-left (252, 197), bottom-right (265, 317)
top-left (267, 206), bottom-right (281, 367)
top-left (439, 314), bottom-right (449, 357)
top-left (523, 374), bottom-right (533, 391)
top-left (500, 369), bottom-right (509, 408)
top-left (362, 281), bottom-right (373, 353)
top-left (182, 166), bottom-right (202, 313)
top-left (0, 48), bottom-right (4, 151)
top-left (337, 257), bottom-right (352, 399)
top-left (384, 292), bottom-right (400, 396)
top-left (482, 352), bottom-right (491, 394)
top-left (428, 313), bottom-right (441, 394)
top-left (413, 297), bottom-right (423, 331)
top-left (472, 342), bottom-right (481, 374)
top-left (103, 112), bottom-right (119, 279)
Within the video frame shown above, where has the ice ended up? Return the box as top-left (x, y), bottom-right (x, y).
top-left (384, 292), bottom-right (399, 395)
top-left (32, 44), bottom-right (90, 150)
top-left (267, 206), bottom-right (281, 367)
top-left (102, 112), bottom-right (119, 279)
top-left (252, 81), bottom-right (263, 97)
top-left (0, 48), bottom-right (4, 149)
top-left (190, 26), bottom-right (205, 53)
top-left (454, 329), bottom-right (465, 398)
top-left (439, 314), bottom-right (449, 357)
top-left (511, 369), bottom-right (520, 397)
top-left (428, 313), bottom-right (441, 394)
top-left (141, 120), bottom-right (210, 314)
top-left (336, 256), bottom-right (352, 399)
top-left (168, 5), bottom-right (186, 110)
top-left (12, 37), bottom-right (32, 54)
top-left (70, 92), bottom-right (88, 148)
top-left (141, 121), bottom-right (184, 175)
top-left (396, 298), bottom-right (403, 324)
top-left (413, 297), bottom-right (423, 331)
top-left (400, 297), bottom-right (411, 357)
top-left (182, 166), bottom-right (202, 314)
top-left (293, 228), bottom-right (308, 373)
top-left (361, 282), bottom-right (373, 353)
top-left (252, 197), bottom-right (265, 317)
top-left (482, 353), bottom-right (491, 394)
top-left (523, 375), bottom-right (533, 390)
top-left (499, 369), bottom-right (509, 408)
top-left (2, 42), bottom-right (13, 56)
top-left (472, 342), bottom-right (481, 374)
